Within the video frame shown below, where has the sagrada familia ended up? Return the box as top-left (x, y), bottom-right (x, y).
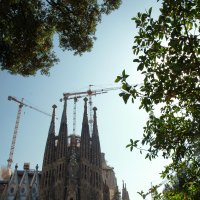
top-left (0, 98), bottom-right (130, 200)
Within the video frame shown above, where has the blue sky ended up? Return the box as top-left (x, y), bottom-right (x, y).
top-left (0, 1), bottom-right (169, 199)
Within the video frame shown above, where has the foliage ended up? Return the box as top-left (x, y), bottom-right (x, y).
top-left (0, 0), bottom-right (121, 76)
top-left (162, 163), bottom-right (200, 200)
top-left (116, 0), bottom-right (200, 199)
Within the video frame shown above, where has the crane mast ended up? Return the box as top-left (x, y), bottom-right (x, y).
top-left (7, 98), bottom-right (24, 169)
top-left (72, 97), bottom-right (78, 135)
top-left (88, 84), bottom-right (94, 134)
top-left (7, 96), bottom-right (52, 169)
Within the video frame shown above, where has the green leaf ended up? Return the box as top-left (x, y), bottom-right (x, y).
top-left (133, 59), bottom-right (140, 62)
top-left (122, 93), bottom-right (130, 104)
top-left (148, 7), bottom-right (152, 15)
top-left (137, 63), bottom-right (144, 71)
top-left (115, 76), bottom-right (122, 82)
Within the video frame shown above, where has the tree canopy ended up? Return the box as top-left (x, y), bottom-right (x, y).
top-left (162, 166), bottom-right (200, 200)
top-left (116, 0), bottom-right (200, 199)
top-left (0, 0), bottom-right (121, 76)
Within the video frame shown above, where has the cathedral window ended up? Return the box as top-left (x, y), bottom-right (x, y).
top-left (99, 174), bottom-right (101, 189)
top-left (47, 154), bottom-right (50, 163)
top-left (47, 171), bottom-right (49, 185)
top-left (84, 165), bottom-right (87, 179)
top-left (59, 164), bottom-right (62, 178)
top-left (49, 170), bottom-right (52, 184)
top-left (87, 166), bottom-right (89, 181)
top-left (63, 163), bottom-right (65, 172)
top-left (55, 139), bottom-right (58, 146)
top-left (45, 172), bottom-right (48, 185)
top-left (62, 147), bottom-right (65, 157)
top-left (10, 187), bottom-right (14, 194)
top-left (32, 188), bottom-right (36, 194)
top-left (93, 172), bottom-right (95, 186)
top-left (96, 172), bottom-right (98, 187)
top-left (90, 170), bottom-right (92, 184)
top-left (21, 187), bottom-right (25, 194)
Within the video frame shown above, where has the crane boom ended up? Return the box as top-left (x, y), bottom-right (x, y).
top-left (7, 96), bottom-right (52, 169)
top-left (63, 86), bottom-right (120, 98)
top-left (62, 86), bottom-right (121, 135)
top-left (8, 96), bottom-right (51, 117)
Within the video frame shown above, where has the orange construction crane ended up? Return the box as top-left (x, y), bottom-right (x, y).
top-left (62, 86), bottom-right (121, 135)
top-left (7, 96), bottom-right (52, 169)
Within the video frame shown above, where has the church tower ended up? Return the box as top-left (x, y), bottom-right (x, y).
top-left (38, 98), bottom-right (128, 200)
top-left (79, 97), bottom-right (91, 199)
top-left (122, 181), bottom-right (130, 200)
top-left (90, 107), bottom-right (103, 199)
top-left (40, 104), bottom-right (57, 200)
top-left (1, 97), bottom-right (131, 200)
top-left (54, 97), bottom-right (68, 200)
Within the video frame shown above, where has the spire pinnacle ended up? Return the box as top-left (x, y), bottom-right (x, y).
top-left (56, 95), bottom-right (68, 159)
top-left (84, 97), bottom-right (88, 103)
top-left (84, 97), bottom-right (88, 107)
top-left (52, 104), bottom-right (57, 114)
top-left (15, 163), bottom-right (18, 169)
top-left (91, 107), bottom-right (101, 167)
top-left (83, 97), bottom-right (88, 124)
top-left (93, 107), bottom-right (98, 135)
top-left (80, 97), bottom-right (90, 159)
top-left (48, 105), bottom-right (57, 135)
top-left (60, 96), bottom-right (67, 125)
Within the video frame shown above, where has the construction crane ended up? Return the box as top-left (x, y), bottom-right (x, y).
top-left (7, 96), bottom-right (52, 169)
top-left (62, 86), bottom-right (121, 135)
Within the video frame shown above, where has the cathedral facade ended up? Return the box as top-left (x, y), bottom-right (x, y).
top-left (40, 97), bottom-right (104, 200)
top-left (0, 98), bottom-right (129, 200)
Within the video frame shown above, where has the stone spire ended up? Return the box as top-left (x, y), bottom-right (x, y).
top-left (48, 105), bottom-right (56, 135)
top-left (83, 97), bottom-right (89, 125)
top-left (7, 164), bottom-right (19, 199)
top-left (80, 97), bottom-right (90, 160)
top-left (79, 98), bottom-right (92, 199)
top-left (122, 181), bottom-right (130, 200)
top-left (40, 105), bottom-right (57, 200)
top-left (43, 105), bottom-right (57, 167)
top-left (19, 165), bottom-right (30, 199)
top-left (30, 165), bottom-right (40, 199)
top-left (66, 134), bottom-right (79, 199)
top-left (57, 97), bottom-right (68, 159)
top-left (91, 107), bottom-right (101, 167)
top-left (90, 107), bottom-right (103, 196)
top-left (93, 107), bottom-right (98, 135)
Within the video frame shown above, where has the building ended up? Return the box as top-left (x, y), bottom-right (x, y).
top-left (0, 163), bottom-right (40, 200)
top-left (0, 98), bottom-right (130, 200)
top-left (102, 153), bottom-right (118, 200)
top-left (122, 181), bottom-right (130, 200)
